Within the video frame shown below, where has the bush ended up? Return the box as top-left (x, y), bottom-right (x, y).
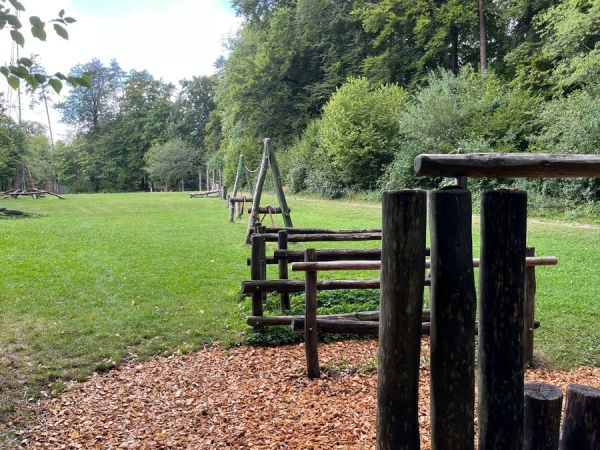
top-left (319, 77), bottom-right (405, 190)
top-left (384, 67), bottom-right (540, 190)
top-left (284, 77), bottom-right (405, 197)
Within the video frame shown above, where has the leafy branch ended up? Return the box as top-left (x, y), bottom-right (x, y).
top-left (0, 0), bottom-right (89, 93)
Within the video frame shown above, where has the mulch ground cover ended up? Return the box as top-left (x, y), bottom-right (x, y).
top-left (21, 338), bottom-right (600, 449)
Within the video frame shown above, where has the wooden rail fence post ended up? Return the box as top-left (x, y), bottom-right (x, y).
top-left (245, 140), bottom-right (270, 244)
top-left (478, 189), bottom-right (527, 450)
top-left (278, 230), bottom-right (290, 311)
top-left (524, 382), bottom-right (562, 450)
top-left (429, 188), bottom-right (476, 450)
top-left (304, 249), bottom-right (320, 379)
top-left (524, 247), bottom-right (536, 368)
top-left (250, 233), bottom-right (266, 318)
top-left (559, 384), bottom-right (600, 450)
top-left (376, 190), bottom-right (427, 450)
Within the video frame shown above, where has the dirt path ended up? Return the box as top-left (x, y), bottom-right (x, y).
top-left (22, 339), bottom-right (600, 449)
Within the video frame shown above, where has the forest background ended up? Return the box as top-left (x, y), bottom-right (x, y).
top-left (1, 0), bottom-right (599, 210)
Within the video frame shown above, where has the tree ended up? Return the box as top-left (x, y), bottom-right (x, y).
top-left (506, 0), bottom-right (599, 95)
top-left (0, 0), bottom-right (87, 93)
top-left (144, 139), bottom-right (199, 190)
top-left (171, 75), bottom-right (218, 150)
top-left (56, 59), bottom-right (124, 133)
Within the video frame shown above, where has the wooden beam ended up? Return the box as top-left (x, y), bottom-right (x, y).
top-left (414, 153), bottom-right (600, 178)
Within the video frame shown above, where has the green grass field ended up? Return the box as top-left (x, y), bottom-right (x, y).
top-left (1, 192), bottom-right (599, 432)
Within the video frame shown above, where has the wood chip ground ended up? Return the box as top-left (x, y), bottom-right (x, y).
top-left (21, 339), bottom-right (600, 449)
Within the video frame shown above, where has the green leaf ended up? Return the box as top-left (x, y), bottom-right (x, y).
top-left (34, 73), bottom-right (47, 83)
top-left (0, 18), bottom-right (7, 30)
top-left (7, 75), bottom-right (19, 89)
top-left (30, 16), bottom-right (44, 27)
top-left (54, 72), bottom-right (67, 80)
top-left (6, 14), bottom-right (21, 28)
top-left (0, 66), bottom-right (10, 77)
top-left (31, 24), bottom-right (47, 41)
top-left (64, 17), bottom-right (76, 24)
top-left (8, 0), bottom-right (25, 11)
top-left (53, 23), bottom-right (68, 39)
top-left (18, 57), bottom-right (32, 67)
top-left (25, 74), bottom-right (39, 89)
top-left (10, 29), bottom-right (24, 46)
top-left (9, 65), bottom-right (29, 78)
top-left (48, 78), bottom-right (63, 94)
top-left (59, 9), bottom-right (65, 18)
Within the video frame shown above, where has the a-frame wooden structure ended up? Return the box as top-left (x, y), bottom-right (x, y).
top-left (242, 138), bottom-right (292, 244)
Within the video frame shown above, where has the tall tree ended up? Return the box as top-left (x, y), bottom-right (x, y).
top-left (57, 59), bottom-right (124, 133)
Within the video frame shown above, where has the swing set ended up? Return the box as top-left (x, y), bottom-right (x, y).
top-left (227, 138), bottom-right (293, 243)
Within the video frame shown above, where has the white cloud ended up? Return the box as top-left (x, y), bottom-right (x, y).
top-left (1, 0), bottom-right (241, 140)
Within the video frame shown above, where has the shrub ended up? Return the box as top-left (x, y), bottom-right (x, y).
top-left (319, 77), bottom-right (405, 190)
top-left (384, 67), bottom-right (539, 190)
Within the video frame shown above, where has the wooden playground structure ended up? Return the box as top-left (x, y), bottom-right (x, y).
top-left (239, 152), bottom-right (600, 449)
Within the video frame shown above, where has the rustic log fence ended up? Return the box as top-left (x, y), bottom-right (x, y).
top-left (239, 152), bottom-right (600, 448)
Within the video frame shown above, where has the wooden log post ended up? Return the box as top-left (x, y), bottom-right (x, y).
top-left (524, 382), bottom-right (562, 450)
top-left (376, 190), bottom-right (427, 450)
top-left (267, 140), bottom-right (293, 228)
top-left (250, 234), bottom-right (266, 318)
top-left (278, 230), bottom-right (290, 311)
top-left (559, 384), bottom-right (600, 450)
top-left (245, 140), bottom-right (270, 244)
top-left (524, 247), bottom-right (537, 368)
top-left (229, 156), bottom-right (244, 222)
top-left (304, 249), bottom-right (320, 379)
top-left (429, 188), bottom-right (477, 450)
top-left (478, 189), bottom-right (528, 450)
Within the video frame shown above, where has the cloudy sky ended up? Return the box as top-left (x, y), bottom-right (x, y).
top-left (1, 0), bottom-right (241, 139)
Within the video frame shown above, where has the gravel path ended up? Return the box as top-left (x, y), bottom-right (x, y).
top-left (22, 339), bottom-right (600, 449)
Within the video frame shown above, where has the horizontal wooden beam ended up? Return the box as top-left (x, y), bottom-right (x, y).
top-left (258, 232), bottom-right (382, 242)
top-left (290, 319), bottom-right (540, 335)
top-left (414, 153), bottom-right (600, 178)
top-left (251, 227), bottom-right (382, 235)
top-left (242, 277), bottom-right (431, 293)
top-left (292, 256), bottom-right (557, 272)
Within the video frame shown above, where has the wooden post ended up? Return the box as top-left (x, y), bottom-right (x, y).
top-left (245, 140), bottom-right (270, 244)
top-left (206, 167), bottom-right (209, 191)
top-left (278, 230), bottom-right (290, 311)
top-left (524, 382), bottom-right (562, 450)
top-left (524, 247), bottom-right (536, 368)
top-left (560, 384), bottom-right (600, 450)
top-left (245, 166), bottom-right (254, 196)
top-left (428, 188), bottom-right (476, 450)
top-left (250, 234), bottom-right (265, 318)
top-left (267, 141), bottom-right (293, 228)
top-left (304, 248), bottom-right (320, 379)
top-left (478, 189), bottom-right (527, 450)
top-left (376, 190), bottom-right (427, 450)
top-left (230, 155), bottom-right (244, 222)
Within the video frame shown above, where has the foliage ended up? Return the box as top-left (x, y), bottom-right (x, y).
top-left (384, 67), bottom-right (540, 190)
top-left (144, 139), bottom-right (200, 189)
top-left (318, 77), bottom-right (405, 190)
top-left (0, 0), bottom-right (88, 92)
top-left (506, 0), bottom-right (600, 95)
top-left (528, 83), bottom-right (600, 202)
top-left (57, 59), bottom-right (125, 133)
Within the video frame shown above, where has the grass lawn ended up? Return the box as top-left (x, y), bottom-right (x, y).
top-left (1, 192), bottom-right (599, 435)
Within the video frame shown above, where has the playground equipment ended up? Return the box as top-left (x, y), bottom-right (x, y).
top-left (241, 152), bottom-right (600, 449)
top-left (238, 139), bottom-right (292, 244)
top-left (3, 162), bottom-right (65, 199)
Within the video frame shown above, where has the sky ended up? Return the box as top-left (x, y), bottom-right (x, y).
top-left (1, 0), bottom-right (241, 140)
